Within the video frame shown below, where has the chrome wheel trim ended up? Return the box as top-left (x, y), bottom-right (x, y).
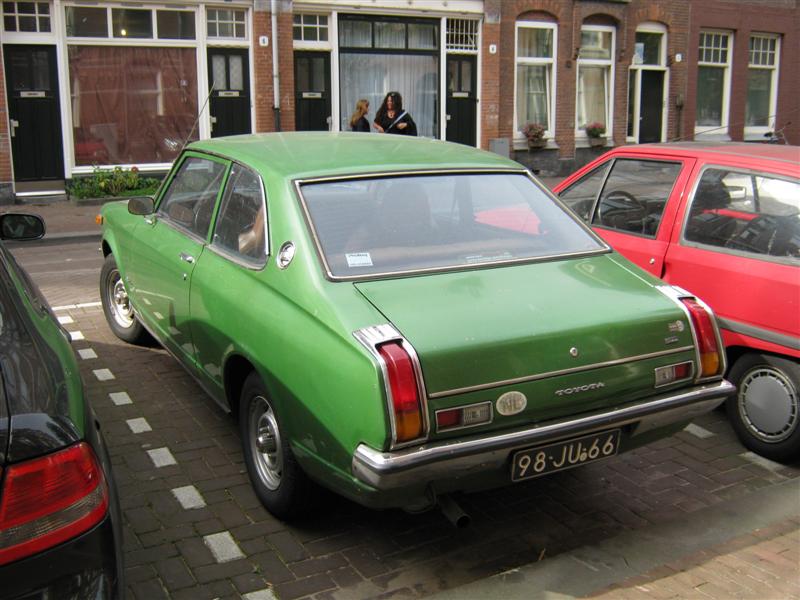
top-left (249, 395), bottom-right (283, 490)
top-left (738, 366), bottom-right (799, 443)
top-left (107, 269), bottom-right (135, 329)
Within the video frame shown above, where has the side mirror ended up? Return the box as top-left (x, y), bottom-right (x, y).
top-left (128, 196), bottom-right (155, 216)
top-left (0, 213), bottom-right (45, 241)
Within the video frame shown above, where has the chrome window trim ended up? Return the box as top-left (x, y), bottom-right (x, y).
top-left (353, 324), bottom-right (430, 450)
top-left (294, 169), bottom-right (611, 282)
top-left (679, 164), bottom-right (800, 266)
top-left (428, 345), bottom-right (694, 399)
top-left (434, 401), bottom-right (493, 433)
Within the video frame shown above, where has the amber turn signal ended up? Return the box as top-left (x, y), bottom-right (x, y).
top-left (95, 215), bottom-right (103, 225)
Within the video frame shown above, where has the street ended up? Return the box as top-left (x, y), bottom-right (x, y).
top-left (9, 237), bottom-right (800, 600)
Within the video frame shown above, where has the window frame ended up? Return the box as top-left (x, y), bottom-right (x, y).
top-left (695, 29), bottom-right (733, 136)
top-left (292, 12), bottom-right (331, 50)
top-left (513, 20), bottom-right (558, 143)
top-left (205, 6), bottom-right (248, 41)
top-left (2, 1), bottom-right (51, 34)
top-left (575, 24), bottom-right (615, 141)
top-left (745, 33), bottom-right (781, 139)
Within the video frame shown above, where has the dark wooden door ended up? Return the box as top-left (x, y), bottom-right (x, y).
top-left (446, 55), bottom-right (477, 146)
top-left (639, 70), bottom-right (664, 143)
top-left (294, 51), bottom-right (331, 131)
top-left (3, 45), bottom-right (64, 181)
top-left (208, 48), bottom-right (251, 137)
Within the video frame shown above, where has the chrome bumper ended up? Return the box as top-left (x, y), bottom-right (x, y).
top-left (352, 380), bottom-right (734, 490)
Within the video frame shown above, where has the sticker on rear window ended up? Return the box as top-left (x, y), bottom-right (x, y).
top-left (346, 252), bottom-right (373, 268)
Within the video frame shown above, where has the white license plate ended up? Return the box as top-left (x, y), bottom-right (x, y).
top-left (511, 429), bottom-right (621, 481)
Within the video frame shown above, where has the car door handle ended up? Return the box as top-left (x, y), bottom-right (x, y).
top-left (179, 252), bottom-right (195, 264)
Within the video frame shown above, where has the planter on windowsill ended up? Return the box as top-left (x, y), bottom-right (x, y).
top-left (527, 139), bottom-right (547, 151)
top-left (588, 136), bottom-right (606, 148)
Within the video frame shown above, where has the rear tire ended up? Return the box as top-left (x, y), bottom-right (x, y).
top-left (726, 353), bottom-right (800, 463)
top-left (100, 254), bottom-right (151, 344)
top-left (239, 372), bottom-right (316, 519)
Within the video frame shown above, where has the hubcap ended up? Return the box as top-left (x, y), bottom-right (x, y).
top-left (249, 395), bottom-right (283, 490)
top-left (107, 270), bottom-right (134, 329)
top-left (738, 366), bottom-right (799, 443)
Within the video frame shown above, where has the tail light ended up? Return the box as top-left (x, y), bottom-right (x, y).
top-left (377, 341), bottom-right (424, 444)
top-left (0, 442), bottom-right (109, 566)
top-left (680, 298), bottom-right (722, 378)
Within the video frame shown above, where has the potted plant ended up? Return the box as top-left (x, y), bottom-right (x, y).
top-left (585, 122), bottom-right (606, 147)
top-left (67, 166), bottom-right (161, 205)
top-left (522, 122), bottom-right (547, 150)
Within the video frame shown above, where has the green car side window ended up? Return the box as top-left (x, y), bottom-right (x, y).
top-left (212, 163), bottom-right (268, 264)
top-left (158, 156), bottom-right (227, 239)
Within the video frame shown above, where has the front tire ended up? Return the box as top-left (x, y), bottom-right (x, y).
top-left (239, 372), bottom-right (316, 519)
top-left (726, 353), bottom-right (800, 463)
top-left (100, 254), bottom-right (151, 344)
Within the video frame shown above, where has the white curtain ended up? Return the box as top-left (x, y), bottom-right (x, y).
top-left (340, 53), bottom-right (438, 137)
top-left (516, 64), bottom-right (549, 129)
top-left (577, 65), bottom-right (607, 129)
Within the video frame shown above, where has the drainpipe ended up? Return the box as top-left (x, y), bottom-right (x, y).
top-left (271, 0), bottom-right (281, 131)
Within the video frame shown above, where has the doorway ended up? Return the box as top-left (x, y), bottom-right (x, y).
top-left (294, 51), bottom-right (331, 131)
top-left (445, 55), bottom-right (477, 146)
top-left (3, 45), bottom-right (64, 182)
top-left (207, 48), bottom-right (251, 137)
top-left (639, 70), bottom-right (665, 143)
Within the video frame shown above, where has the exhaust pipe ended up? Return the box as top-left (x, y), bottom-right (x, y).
top-left (438, 495), bottom-right (471, 528)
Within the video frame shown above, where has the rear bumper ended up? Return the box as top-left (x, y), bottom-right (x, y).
top-left (352, 379), bottom-right (734, 490)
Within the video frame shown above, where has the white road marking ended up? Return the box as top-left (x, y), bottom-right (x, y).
top-left (172, 485), bottom-right (207, 510)
top-left (126, 417), bottom-right (152, 434)
top-left (109, 391), bottom-right (132, 406)
top-left (57, 315), bottom-right (74, 324)
top-left (243, 591), bottom-right (278, 600)
top-left (93, 368), bottom-right (114, 381)
top-left (203, 532), bottom-right (245, 563)
top-left (69, 331), bottom-right (85, 341)
top-left (78, 348), bottom-right (98, 360)
top-left (147, 447), bottom-right (177, 468)
top-left (684, 423), bottom-right (714, 439)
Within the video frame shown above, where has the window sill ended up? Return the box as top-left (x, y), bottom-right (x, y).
top-left (574, 138), bottom-right (614, 149)
top-left (512, 138), bottom-right (559, 152)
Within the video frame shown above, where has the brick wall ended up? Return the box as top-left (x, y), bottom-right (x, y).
top-left (252, 3), bottom-right (296, 133)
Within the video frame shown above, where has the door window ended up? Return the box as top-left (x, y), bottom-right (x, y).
top-left (212, 164), bottom-right (267, 264)
top-left (158, 156), bottom-right (227, 239)
top-left (594, 159), bottom-right (681, 237)
top-left (558, 162), bottom-right (610, 221)
top-left (685, 168), bottom-right (800, 260)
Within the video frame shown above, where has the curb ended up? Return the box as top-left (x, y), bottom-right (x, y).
top-left (5, 231), bottom-right (101, 247)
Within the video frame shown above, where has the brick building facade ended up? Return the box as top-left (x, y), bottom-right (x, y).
top-left (1, 0), bottom-right (797, 203)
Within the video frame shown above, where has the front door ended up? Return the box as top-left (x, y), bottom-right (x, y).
top-left (446, 55), bottom-right (477, 146)
top-left (294, 51), bottom-right (331, 131)
top-left (638, 70), bottom-right (665, 143)
top-left (208, 48), bottom-right (251, 137)
top-left (3, 45), bottom-right (64, 181)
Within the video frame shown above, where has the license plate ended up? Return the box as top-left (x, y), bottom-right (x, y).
top-left (511, 429), bottom-right (621, 481)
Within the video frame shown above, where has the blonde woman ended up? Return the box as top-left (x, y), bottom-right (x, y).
top-left (350, 99), bottom-right (371, 132)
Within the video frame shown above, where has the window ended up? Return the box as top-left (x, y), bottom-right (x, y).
top-left (576, 26), bottom-right (614, 136)
top-left (207, 8), bottom-right (246, 39)
top-left (65, 6), bottom-right (107, 37)
top-left (156, 10), bottom-right (195, 40)
top-left (558, 162), bottom-right (611, 222)
top-left (685, 169), bottom-right (799, 260)
top-left (112, 8), bottom-right (152, 38)
top-left (158, 156), bottom-right (227, 239)
top-left (515, 22), bottom-right (557, 138)
top-left (634, 31), bottom-right (663, 66)
top-left (293, 13), bottom-right (328, 42)
top-left (696, 31), bottom-right (732, 132)
top-left (212, 164), bottom-right (267, 263)
top-left (446, 19), bottom-right (478, 52)
top-left (3, 1), bottom-right (50, 33)
top-left (746, 34), bottom-right (780, 133)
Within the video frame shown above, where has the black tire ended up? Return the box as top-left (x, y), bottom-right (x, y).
top-left (239, 372), bottom-right (316, 519)
top-left (726, 353), bottom-right (800, 463)
top-left (100, 254), bottom-right (151, 344)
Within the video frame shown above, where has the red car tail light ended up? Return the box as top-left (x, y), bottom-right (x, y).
top-left (681, 298), bottom-right (722, 377)
top-left (378, 341), bottom-right (424, 443)
top-left (0, 442), bottom-right (109, 566)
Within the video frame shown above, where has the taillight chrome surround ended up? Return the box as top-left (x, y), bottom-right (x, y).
top-left (654, 361), bottom-right (695, 388)
top-left (354, 324), bottom-right (430, 449)
top-left (657, 286), bottom-right (727, 382)
top-left (435, 401), bottom-right (493, 433)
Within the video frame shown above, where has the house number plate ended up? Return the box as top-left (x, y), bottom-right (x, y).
top-left (511, 429), bottom-right (620, 481)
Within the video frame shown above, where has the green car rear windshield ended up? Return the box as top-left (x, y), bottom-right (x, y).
top-left (300, 172), bottom-right (606, 279)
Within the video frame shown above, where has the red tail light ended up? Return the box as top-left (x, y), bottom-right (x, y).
top-left (681, 298), bottom-right (721, 377)
top-left (378, 341), bottom-right (424, 443)
top-left (0, 442), bottom-right (109, 566)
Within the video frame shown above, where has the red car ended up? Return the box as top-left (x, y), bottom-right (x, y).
top-left (554, 143), bottom-right (799, 462)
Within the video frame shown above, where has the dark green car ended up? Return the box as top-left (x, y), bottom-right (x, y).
top-left (99, 133), bottom-right (734, 520)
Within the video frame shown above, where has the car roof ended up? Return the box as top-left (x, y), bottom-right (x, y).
top-left (187, 132), bottom-right (525, 180)
top-left (608, 142), bottom-right (800, 170)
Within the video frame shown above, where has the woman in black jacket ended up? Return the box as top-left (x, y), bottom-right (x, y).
top-left (350, 99), bottom-right (371, 132)
top-left (373, 91), bottom-right (417, 136)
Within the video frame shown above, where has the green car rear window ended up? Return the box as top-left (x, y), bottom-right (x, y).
top-left (300, 173), bottom-right (605, 278)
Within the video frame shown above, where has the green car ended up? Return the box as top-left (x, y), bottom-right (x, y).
top-left (99, 133), bottom-right (734, 520)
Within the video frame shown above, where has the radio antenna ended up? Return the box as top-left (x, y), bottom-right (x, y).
top-left (178, 83), bottom-right (216, 155)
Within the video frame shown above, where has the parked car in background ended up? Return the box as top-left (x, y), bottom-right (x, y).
top-left (555, 143), bottom-right (800, 462)
top-left (98, 133), bottom-right (733, 520)
top-left (0, 214), bottom-right (123, 598)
